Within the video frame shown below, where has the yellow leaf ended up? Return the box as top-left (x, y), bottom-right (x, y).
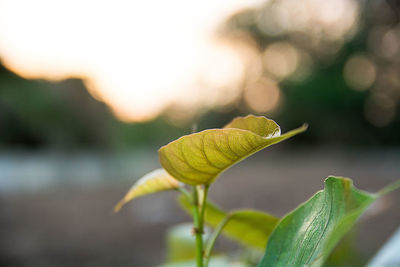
top-left (114, 168), bottom-right (181, 212)
top-left (159, 115), bottom-right (307, 185)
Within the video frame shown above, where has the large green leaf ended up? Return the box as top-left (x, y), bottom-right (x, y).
top-left (179, 194), bottom-right (279, 250)
top-left (258, 177), bottom-right (377, 267)
top-left (114, 168), bottom-right (181, 212)
top-left (159, 115), bottom-right (307, 185)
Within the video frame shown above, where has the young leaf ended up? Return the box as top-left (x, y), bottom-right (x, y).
top-left (224, 115), bottom-right (281, 137)
top-left (179, 194), bottom-right (279, 250)
top-left (258, 177), bottom-right (378, 267)
top-left (114, 168), bottom-right (181, 212)
top-left (159, 115), bottom-right (307, 185)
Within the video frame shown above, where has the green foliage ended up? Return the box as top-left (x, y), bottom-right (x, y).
top-left (159, 115), bottom-right (307, 185)
top-left (115, 115), bottom-right (399, 267)
top-left (257, 177), bottom-right (377, 267)
top-left (179, 194), bottom-right (279, 250)
top-left (165, 223), bottom-right (205, 263)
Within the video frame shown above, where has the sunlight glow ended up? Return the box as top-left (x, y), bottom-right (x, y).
top-left (343, 54), bottom-right (376, 91)
top-left (244, 77), bottom-right (280, 113)
top-left (0, 0), bottom-right (263, 122)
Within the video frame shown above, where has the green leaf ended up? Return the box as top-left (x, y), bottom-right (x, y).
top-left (164, 223), bottom-right (250, 267)
top-left (258, 177), bottom-right (378, 267)
top-left (159, 115), bottom-right (307, 185)
top-left (178, 194), bottom-right (279, 250)
top-left (114, 168), bottom-right (181, 212)
top-left (165, 223), bottom-right (202, 263)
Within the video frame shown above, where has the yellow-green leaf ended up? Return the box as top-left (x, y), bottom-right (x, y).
top-left (114, 168), bottom-right (181, 212)
top-left (224, 115), bottom-right (281, 137)
top-left (179, 194), bottom-right (279, 250)
top-left (159, 115), bottom-right (307, 185)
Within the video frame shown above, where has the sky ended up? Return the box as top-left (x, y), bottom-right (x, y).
top-left (0, 0), bottom-right (264, 122)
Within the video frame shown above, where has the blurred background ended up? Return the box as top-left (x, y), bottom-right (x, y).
top-left (0, 0), bottom-right (399, 266)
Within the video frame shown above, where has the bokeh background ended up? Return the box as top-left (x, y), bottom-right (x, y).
top-left (0, 0), bottom-right (399, 266)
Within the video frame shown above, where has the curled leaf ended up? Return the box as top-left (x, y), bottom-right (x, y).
top-left (114, 168), bottom-right (181, 212)
top-left (179, 194), bottom-right (279, 250)
top-left (159, 115), bottom-right (307, 185)
top-left (224, 115), bottom-right (281, 137)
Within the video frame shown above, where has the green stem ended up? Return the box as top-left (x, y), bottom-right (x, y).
top-left (199, 185), bottom-right (209, 230)
top-left (192, 185), bottom-right (204, 267)
top-left (177, 186), bottom-right (191, 200)
top-left (204, 214), bottom-right (231, 267)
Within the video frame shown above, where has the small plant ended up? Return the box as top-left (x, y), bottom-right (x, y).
top-left (115, 115), bottom-right (399, 267)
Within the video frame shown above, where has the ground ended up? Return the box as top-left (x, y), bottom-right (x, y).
top-left (1, 146), bottom-right (399, 266)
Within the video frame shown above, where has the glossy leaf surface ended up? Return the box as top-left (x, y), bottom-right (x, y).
top-left (258, 177), bottom-right (377, 267)
top-left (179, 194), bottom-right (279, 250)
top-left (114, 168), bottom-right (181, 212)
top-left (159, 115), bottom-right (307, 185)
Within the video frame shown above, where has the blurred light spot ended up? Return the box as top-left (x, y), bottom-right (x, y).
top-left (200, 42), bottom-right (244, 89)
top-left (289, 51), bottom-right (313, 82)
top-left (368, 26), bottom-right (391, 58)
top-left (244, 77), bottom-right (280, 113)
top-left (164, 105), bottom-right (200, 127)
top-left (343, 54), bottom-right (376, 91)
top-left (364, 93), bottom-right (396, 127)
top-left (368, 26), bottom-right (400, 60)
top-left (256, 0), bottom-right (359, 43)
top-left (263, 42), bottom-right (299, 81)
top-left (0, 0), bottom-right (264, 122)
top-left (256, 2), bottom-right (286, 36)
top-left (380, 29), bottom-right (400, 59)
top-left (238, 39), bottom-right (264, 84)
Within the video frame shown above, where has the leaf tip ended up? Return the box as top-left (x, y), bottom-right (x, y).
top-left (377, 179), bottom-right (400, 197)
top-left (114, 200), bottom-right (125, 213)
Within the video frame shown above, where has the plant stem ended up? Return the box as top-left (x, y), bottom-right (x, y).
top-left (204, 214), bottom-right (231, 267)
top-left (192, 185), bottom-right (204, 267)
top-left (177, 186), bottom-right (191, 200)
top-left (199, 184), bottom-right (209, 230)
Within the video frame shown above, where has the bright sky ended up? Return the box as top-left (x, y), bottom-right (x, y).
top-left (0, 0), bottom-right (263, 122)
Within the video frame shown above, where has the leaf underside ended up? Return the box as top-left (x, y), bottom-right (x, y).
top-left (179, 194), bottom-right (279, 250)
top-left (114, 168), bottom-right (180, 212)
top-left (159, 115), bottom-right (307, 185)
top-left (258, 177), bottom-right (377, 267)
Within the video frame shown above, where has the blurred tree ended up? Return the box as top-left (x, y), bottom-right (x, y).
top-left (219, 0), bottom-right (400, 146)
top-left (0, 62), bottom-right (114, 149)
top-left (0, 61), bottom-right (191, 150)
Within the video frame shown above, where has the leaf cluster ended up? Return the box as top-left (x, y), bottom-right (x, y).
top-left (115, 115), bottom-right (399, 267)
